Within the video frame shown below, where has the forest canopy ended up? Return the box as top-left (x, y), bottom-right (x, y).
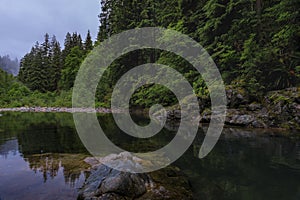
top-left (2, 0), bottom-right (299, 108)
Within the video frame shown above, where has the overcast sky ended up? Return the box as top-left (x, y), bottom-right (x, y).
top-left (0, 0), bottom-right (100, 59)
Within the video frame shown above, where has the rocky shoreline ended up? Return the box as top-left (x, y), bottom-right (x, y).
top-left (0, 107), bottom-right (113, 113)
top-left (154, 87), bottom-right (300, 131)
top-left (218, 87), bottom-right (299, 130)
top-left (1, 88), bottom-right (299, 130)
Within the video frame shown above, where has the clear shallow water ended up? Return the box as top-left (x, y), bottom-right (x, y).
top-left (0, 113), bottom-right (88, 200)
top-left (0, 112), bottom-right (299, 200)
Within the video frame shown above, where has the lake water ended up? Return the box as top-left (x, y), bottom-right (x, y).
top-left (0, 112), bottom-right (299, 200)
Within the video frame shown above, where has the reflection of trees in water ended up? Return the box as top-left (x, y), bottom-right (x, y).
top-left (0, 112), bottom-right (91, 187)
top-left (100, 113), bottom-right (178, 153)
top-left (0, 139), bottom-right (18, 158)
top-left (7, 113), bottom-right (90, 185)
top-left (17, 124), bottom-right (88, 155)
top-left (0, 112), bottom-right (76, 136)
top-left (1, 112), bottom-right (300, 198)
top-left (26, 154), bottom-right (90, 187)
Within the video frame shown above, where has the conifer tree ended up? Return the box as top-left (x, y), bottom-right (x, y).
top-left (49, 36), bottom-right (62, 91)
top-left (84, 30), bottom-right (93, 54)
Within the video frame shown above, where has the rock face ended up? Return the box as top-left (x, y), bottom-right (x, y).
top-left (226, 86), bottom-right (249, 108)
top-left (78, 153), bottom-right (193, 200)
top-left (222, 88), bottom-right (299, 129)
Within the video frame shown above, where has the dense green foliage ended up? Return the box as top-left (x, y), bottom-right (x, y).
top-left (96, 0), bottom-right (300, 104)
top-left (1, 66), bottom-right (72, 107)
top-left (4, 31), bottom-right (93, 108)
top-left (1, 0), bottom-right (299, 108)
top-left (0, 68), bottom-right (29, 107)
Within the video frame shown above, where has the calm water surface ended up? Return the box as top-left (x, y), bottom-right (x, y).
top-left (0, 112), bottom-right (299, 200)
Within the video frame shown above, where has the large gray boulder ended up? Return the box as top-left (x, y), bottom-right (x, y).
top-left (78, 153), bottom-right (193, 200)
top-left (78, 164), bottom-right (149, 200)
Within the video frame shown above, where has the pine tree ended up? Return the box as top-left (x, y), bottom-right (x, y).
top-left (62, 32), bottom-right (72, 63)
top-left (40, 33), bottom-right (52, 91)
top-left (97, 0), bottom-right (113, 42)
top-left (59, 46), bottom-right (85, 90)
top-left (30, 42), bottom-right (44, 91)
top-left (19, 34), bottom-right (62, 92)
top-left (50, 36), bottom-right (62, 91)
top-left (84, 30), bottom-right (93, 54)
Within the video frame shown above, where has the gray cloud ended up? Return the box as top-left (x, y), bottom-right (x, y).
top-left (0, 0), bottom-right (100, 59)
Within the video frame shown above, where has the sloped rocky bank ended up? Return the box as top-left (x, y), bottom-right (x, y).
top-left (154, 87), bottom-right (300, 131)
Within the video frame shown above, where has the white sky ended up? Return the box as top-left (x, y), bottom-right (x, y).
top-left (0, 0), bottom-right (100, 59)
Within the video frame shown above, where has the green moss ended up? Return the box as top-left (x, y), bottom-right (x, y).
top-left (269, 93), bottom-right (292, 104)
top-left (280, 123), bottom-right (292, 130)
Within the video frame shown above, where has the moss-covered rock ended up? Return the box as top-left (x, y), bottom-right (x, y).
top-left (263, 87), bottom-right (300, 130)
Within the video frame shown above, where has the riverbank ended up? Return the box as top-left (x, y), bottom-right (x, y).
top-left (0, 107), bottom-right (112, 113)
top-left (1, 88), bottom-right (299, 130)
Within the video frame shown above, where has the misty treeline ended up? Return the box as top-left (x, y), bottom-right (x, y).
top-left (0, 55), bottom-right (19, 76)
top-left (3, 0), bottom-right (300, 108)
